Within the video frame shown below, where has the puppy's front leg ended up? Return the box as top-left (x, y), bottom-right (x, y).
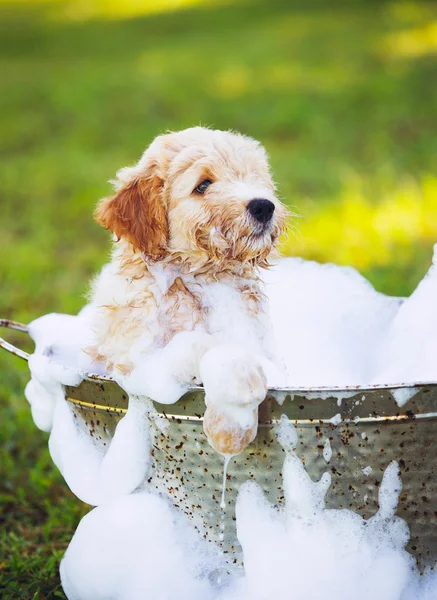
top-left (116, 331), bottom-right (215, 404)
top-left (199, 345), bottom-right (268, 456)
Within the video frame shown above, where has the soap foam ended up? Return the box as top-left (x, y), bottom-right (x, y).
top-left (232, 422), bottom-right (414, 600)
top-left (263, 257), bottom-right (404, 388)
top-left (21, 250), bottom-right (437, 599)
top-left (60, 493), bottom-right (220, 600)
top-left (48, 392), bottom-right (153, 506)
top-left (60, 420), bottom-right (435, 600)
top-left (374, 245), bottom-right (437, 391)
top-left (25, 251), bottom-right (437, 419)
top-left (25, 313), bottom-right (156, 504)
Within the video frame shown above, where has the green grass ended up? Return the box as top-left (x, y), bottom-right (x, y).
top-left (0, 0), bottom-right (436, 596)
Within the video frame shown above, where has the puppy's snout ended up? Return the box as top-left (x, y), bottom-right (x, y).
top-left (247, 199), bottom-right (275, 224)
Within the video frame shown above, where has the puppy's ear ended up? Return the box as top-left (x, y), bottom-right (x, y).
top-left (95, 173), bottom-right (168, 259)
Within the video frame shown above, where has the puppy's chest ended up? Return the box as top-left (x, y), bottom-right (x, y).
top-left (162, 277), bottom-right (268, 347)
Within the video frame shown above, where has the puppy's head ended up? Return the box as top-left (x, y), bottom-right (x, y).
top-left (96, 127), bottom-right (287, 268)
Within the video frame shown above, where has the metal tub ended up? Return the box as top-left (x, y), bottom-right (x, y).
top-left (2, 319), bottom-right (437, 571)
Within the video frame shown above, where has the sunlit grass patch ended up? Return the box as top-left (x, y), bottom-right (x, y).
top-left (2, 0), bottom-right (231, 22)
top-left (281, 174), bottom-right (437, 294)
top-left (385, 1), bottom-right (437, 25)
top-left (379, 21), bottom-right (437, 59)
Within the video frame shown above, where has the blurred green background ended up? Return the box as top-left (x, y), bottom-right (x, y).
top-left (0, 0), bottom-right (436, 597)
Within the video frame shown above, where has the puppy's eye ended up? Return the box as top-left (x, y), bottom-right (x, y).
top-left (194, 179), bottom-right (212, 194)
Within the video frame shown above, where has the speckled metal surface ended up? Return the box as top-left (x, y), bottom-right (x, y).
top-left (1, 320), bottom-right (437, 570)
top-left (65, 378), bottom-right (437, 571)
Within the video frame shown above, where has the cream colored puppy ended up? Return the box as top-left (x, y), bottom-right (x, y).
top-left (90, 127), bottom-right (287, 455)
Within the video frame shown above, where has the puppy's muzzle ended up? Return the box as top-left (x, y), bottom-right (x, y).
top-left (247, 199), bottom-right (275, 224)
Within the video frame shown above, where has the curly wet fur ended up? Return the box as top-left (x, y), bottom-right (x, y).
top-left (89, 127), bottom-right (288, 372)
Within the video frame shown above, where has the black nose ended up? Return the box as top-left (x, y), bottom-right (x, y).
top-left (247, 198), bottom-right (275, 224)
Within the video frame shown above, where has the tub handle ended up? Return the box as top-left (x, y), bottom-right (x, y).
top-left (0, 319), bottom-right (30, 361)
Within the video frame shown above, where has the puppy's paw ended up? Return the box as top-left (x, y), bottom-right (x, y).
top-left (200, 345), bottom-right (267, 455)
top-left (199, 345), bottom-right (267, 408)
top-left (203, 404), bottom-right (258, 456)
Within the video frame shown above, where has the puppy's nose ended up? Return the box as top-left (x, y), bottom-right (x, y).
top-left (247, 199), bottom-right (275, 224)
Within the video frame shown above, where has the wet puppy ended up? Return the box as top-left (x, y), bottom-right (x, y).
top-left (90, 127), bottom-right (287, 454)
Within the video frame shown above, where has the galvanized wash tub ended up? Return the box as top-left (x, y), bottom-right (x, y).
top-left (2, 319), bottom-right (437, 571)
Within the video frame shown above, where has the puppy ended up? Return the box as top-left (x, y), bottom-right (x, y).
top-left (89, 127), bottom-right (287, 455)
